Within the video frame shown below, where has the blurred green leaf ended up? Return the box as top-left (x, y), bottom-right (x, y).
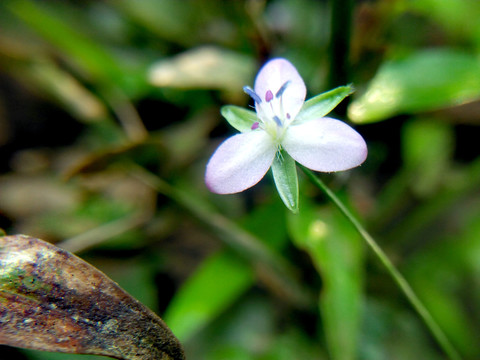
top-left (163, 250), bottom-right (254, 341)
top-left (163, 199), bottom-right (291, 342)
top-left (6, 0), bottom-right (129, 89)
top-left (114, 0), bottom-right (195, 46)
top-left (240, 198), bottom-right (290, 251)
top-left (402, 118), bottom-right (454, 196)
top-left (271, 150), bottom-right (299, 213)
top-left (185, 294), bottom-right (323, 360)
top-left (349, 49), bottom-right (480, 123)
top-left (405, 0), bottom-right (480, 47)
top-left (288, 200), bottom-right (364, 360)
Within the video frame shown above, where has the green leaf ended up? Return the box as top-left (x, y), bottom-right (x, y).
top-left (288, 201), bottom-right (364, 360)
top-left (405, 0), bottom-right (480, 46)
top-left (296, 85), bottom-right (354, 122)
top-left (163, 250), bottom-right (254, 341)
top-left (348, 48), bottom-right (480, 123)
top-left (114, 0), bottom-right (195, 46)
top-left (6, 0), bottom-right (125, 88)
top-left (271, 149), bottom-right (299, 213)
top-left (0, 234), bottom-right (185, 360)
top-left (220, 105), bottom-right (258, 133)
top-left (163, 200), bottom-right (291, 343)
top-left (402, 118), bottom-right (454, 196)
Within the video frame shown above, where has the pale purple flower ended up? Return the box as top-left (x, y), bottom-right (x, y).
top-left (205, 58), bottom-right (367, 194)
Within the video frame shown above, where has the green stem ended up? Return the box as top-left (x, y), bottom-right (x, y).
top-left (300, 166), bottom-right (462, 360)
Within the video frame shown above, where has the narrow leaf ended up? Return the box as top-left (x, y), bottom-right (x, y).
top-left (296, 85), bottom-right (354, 122)
top-left (220, 105), bottom-right (258, 133)
top-left (271, 150), bottom-right (299, 213)
top-left (0, 234), bottom-right (184, 360)
top-left (6, 0), bottom-right (125, 87)
top-left (164, 250), bottom-right (254, 341)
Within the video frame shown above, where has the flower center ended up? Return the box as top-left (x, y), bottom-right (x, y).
top-left (243, 80), bottom-right (292, 142)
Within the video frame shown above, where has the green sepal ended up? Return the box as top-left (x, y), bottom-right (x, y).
top-left (296, 85), bottom-right (354, 123)
top-left (220, 105), bottom-right (257, 133)
top-left (271, 149), bottom-right (299, 213)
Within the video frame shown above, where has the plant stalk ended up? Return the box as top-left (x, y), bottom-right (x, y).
top-left (300, 166), bottom-right (462, 360)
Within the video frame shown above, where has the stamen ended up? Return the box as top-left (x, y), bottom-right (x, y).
top-left (273, 116), bottom-right (282, 127)
top-left (243, 86), bottom-right (262, 104)
top-left (251, 122), bottom-right (259, 130)
top-left (265, 90), bottom-right (273, 102)
top-left (275, 80), bottom-right (291, 98)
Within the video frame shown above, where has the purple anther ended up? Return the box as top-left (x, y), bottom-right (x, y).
top-left (287, 113), bottom-right (291, 119)
top-left (251, 122), bottom-right (260, 130)
top-left (243, 86), bottom-right (262, 104)
top-left (275, 80), bottom-right (291, 98)
top-left (265, 90), bottom-right (273, 102)
top-left (273, 116), bottom-right (282, 127)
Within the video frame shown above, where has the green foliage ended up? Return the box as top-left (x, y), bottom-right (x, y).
top-left (288, 200), bottom-right (364, 360)
top-left (296, 85), bottom-right (355, 122)
top-left (1, 0), bottom-right (480, 359)
top-left (221, 105), bottom-right (258, 133)
top-left (164, 251), bottom-right (255, 341)
top-left (349, 49), bottom-right (480, 123)
top-left (271, 150), bottom-right (299, 213)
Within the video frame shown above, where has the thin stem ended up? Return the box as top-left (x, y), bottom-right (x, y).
top-left (300, 166), bottom-right (462, 360)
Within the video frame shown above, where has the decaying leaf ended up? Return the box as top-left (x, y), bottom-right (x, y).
top-left (0, 234), bottom-right (185, 360)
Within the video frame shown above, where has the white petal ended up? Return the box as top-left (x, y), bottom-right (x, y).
top-left (282, 117), bottom-right (367, 172)
top-left (205, 131), bottom-right (277, 194)
top-left (254, 58), bottom-right (306, 120)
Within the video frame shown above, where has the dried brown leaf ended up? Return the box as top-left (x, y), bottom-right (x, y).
top-left (0, 234), bottom-right (185, 360)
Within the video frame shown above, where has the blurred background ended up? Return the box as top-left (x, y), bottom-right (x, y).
top-left (1, 0), bottom-right (480, 359)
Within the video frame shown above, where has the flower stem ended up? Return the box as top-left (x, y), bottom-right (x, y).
top-left (300, 166), bottom-right (462, 360)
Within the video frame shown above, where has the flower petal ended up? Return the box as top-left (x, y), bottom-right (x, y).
top-left (254, 58), bottom-right (306, 120)
top-left (205, 131), bottom-right (277, 194)
top-left (282, 117), bottom-right (368, 172)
